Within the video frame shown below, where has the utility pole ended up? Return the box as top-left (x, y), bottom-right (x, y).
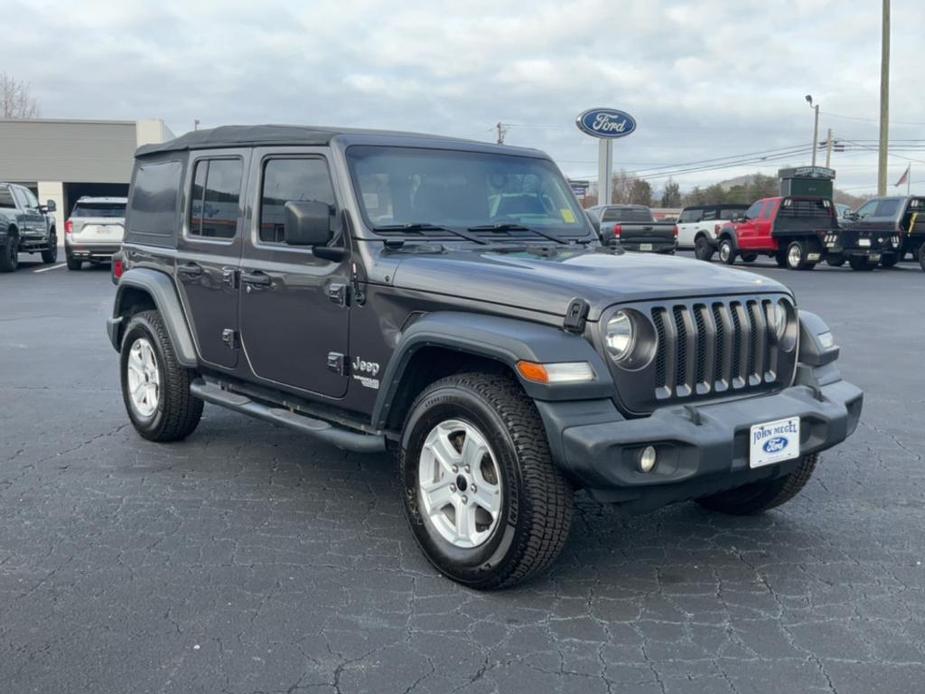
top-left (805, 95), bottom-right (820, 166)
top-left (878, 0), bottom-right (890, 195)
top-left (825, 128), bottom-right (834, 168)
top-left (495, 122), bottom-right (508, 145)
top-left (194, 119), bottom-right (200, 131)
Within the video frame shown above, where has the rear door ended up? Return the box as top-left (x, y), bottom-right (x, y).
top-left (175, 150), bottom-right (249, 370)
top-left (238, 149), bottom-right (350, 399)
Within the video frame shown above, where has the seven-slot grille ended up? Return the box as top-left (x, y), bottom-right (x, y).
top-left (649, 298), bottom-right (787, 401)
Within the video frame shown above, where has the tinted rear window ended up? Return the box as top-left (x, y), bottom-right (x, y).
top-left (72, 202), bottom-right (126, 218)
top-left (602, 207), bottom-right (653, 223)
top-left (128, 160), bottom-right (182, 237)
top-left (0, 187), bottom-right (14, 209)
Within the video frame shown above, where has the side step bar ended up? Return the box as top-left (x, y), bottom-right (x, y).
top-left (189, 379), bottom-right (386, 453)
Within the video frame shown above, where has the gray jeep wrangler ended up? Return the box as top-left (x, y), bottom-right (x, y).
top-left (107, 125), bottom-right (863, 589)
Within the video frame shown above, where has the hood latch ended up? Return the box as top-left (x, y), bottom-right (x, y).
top-left (563, 298), bottom-right (590, 334)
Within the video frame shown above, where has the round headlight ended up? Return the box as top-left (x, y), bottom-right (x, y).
top-left (605, 311), bottom-right (635, 361)
top-left (767, 302), bottom-right (787, 340)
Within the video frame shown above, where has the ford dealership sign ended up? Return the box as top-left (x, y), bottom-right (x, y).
top-left (576, 108), bottom-right (637, 139)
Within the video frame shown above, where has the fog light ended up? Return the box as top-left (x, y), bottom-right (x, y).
top-left (639, 446), bottom-right (657, 473)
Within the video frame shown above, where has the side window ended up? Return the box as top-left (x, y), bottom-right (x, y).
top-left (259, 158), bottom-right (336, 244)
top-left (11, 186), bottom-right (27, 209)
top-left (0, 187), bottom-right (14, 209)
top-left (679, 208), bottom-right (701, 223)
top-left (128, 160), bottom-right (183, 237)
top-left (855, 200), bottom-right (877, 218)
top-left (23, 188), bottom-right (39, 209)
top-left (760, 201), bottom-right (776, 219)
top-left (744, 201), bottom-right (763, 220)
top-left (701, 208), bottom-right (717, 221)
top-left (874, 199), bottom-right (900, 218)
top-left (188, 158), bottom-right (243, 239)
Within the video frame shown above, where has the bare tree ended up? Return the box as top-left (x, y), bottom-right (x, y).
top-left (0, 73), bottom-right (40, 119)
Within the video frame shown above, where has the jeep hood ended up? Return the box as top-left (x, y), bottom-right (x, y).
top-left (389, 248), bottom-right (790, 320)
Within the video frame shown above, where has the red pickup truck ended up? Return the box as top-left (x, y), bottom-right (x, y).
top-left (714, 196), bottom-right (848, 270)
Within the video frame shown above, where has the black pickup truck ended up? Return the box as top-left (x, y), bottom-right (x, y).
top-left (0, 182), bottom-right (58, 271)
top-left (586, 204), bottom-right (677, 253)
top-left (107, 125), bottom-right (861, 589)
top-left (839, 195), bottom-right (924, 270)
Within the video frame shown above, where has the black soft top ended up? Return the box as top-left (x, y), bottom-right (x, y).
top-left (136, 124), bottom-right (546, 159)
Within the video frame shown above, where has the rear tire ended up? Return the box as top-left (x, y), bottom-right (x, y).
top-left (694, 235), bottom-right (714, 262)
top-left (40, 230), bottom-right (57, 264)
top-left (400, 372), bottom-right (573, 590)
top-left (919, 244), bottom-right (925, 272)
top-left (696, 454), bottom-right (818, 515)
top-left (66, 250), bottom-right (82, 271)
top-left (825, 254), bottom-right (845, 267)
top-left (120, 310), bottom-right (203, 442)
top-left (774, 251), bottom-right (787, 268)
top-left (0, 236), bottom-right (18, 272)
top-left (785, 241), bottom-right (815, 270)
top-left (880, 253), bottom-right (899, 268)
top-left (718, 238), bottom-right (736, 265)
top-left (849, 256), bottom-right (876, 271)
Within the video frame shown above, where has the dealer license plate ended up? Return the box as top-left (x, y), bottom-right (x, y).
top-left (749, 417), bottom-right (800, 468)
top-left (859, 238), bottom-right (871, 247)
top-left (640, 243), bottom-right (653, 251)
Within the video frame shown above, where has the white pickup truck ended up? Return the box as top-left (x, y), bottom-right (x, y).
top-left (675, 204), bottom-right (748, 260)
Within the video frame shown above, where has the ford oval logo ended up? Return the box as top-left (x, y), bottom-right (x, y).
top-left (576, 108), bottom-right (637, 139)
top-left (763, 437), bottom-right (789, 454)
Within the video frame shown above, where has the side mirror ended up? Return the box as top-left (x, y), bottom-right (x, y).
top-left (847, 212), bottom-right (860, 221)
top-left (283, 200), bottom-right (333, 247)
top-left (45, 200), bottom-right (57, 212)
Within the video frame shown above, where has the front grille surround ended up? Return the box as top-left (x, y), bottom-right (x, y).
top-left (600, 294), bottom-right (798, 415)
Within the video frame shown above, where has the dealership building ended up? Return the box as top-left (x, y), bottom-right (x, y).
top-left (0, 118), bottom-right (174, 218)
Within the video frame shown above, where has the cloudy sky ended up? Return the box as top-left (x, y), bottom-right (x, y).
top-left (3, 0), bottom-right (924, 196)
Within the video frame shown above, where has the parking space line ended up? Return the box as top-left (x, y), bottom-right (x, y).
top-left (33, 263), bottom-right (66, 273)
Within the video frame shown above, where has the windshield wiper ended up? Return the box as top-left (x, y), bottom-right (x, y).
top-left (373, 223), bottom-right (488, 245)
top-left (466, 223), bottom-right (570, 245)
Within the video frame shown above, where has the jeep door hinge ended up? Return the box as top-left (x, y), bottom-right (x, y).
top-left (327, 352), bottom-right (347, 375)
top-left (221, 329), bottom-right (238, 349)
top-left (327, 282), bottom-right (348, 306)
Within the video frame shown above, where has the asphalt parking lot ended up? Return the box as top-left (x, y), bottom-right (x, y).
top-left (1, 253), bottom-right (924, 694)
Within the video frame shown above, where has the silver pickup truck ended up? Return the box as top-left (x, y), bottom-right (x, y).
top-left (0, 182), bottom-right (58, 272)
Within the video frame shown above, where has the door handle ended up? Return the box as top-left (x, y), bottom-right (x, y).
top-left (241, 270), bottom-right (272, 287)
top-left (177, 262), bottom-right (203, 278)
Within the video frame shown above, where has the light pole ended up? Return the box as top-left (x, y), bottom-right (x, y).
top-left (877, 0), bottom-right (890, 195)
top-left (805, 95), bottom-right (820, 167)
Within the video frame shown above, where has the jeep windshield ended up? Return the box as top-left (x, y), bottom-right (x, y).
top-left (347, 146), bottom-right (593, 243)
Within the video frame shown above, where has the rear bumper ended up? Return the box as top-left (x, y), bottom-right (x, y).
top-left (66, 242), bottom-right (121, 260)
top-left (536, 376), bottom-right (862, 510)
top-left (620, 239), bottom-right (677, 253)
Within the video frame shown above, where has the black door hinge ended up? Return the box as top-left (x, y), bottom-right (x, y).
top-left (327, 352), bottom-right (346, 375)
top-left (563, 298), bottom-right (589, 333)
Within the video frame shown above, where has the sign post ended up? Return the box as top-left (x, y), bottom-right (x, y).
top-left (576, 108), bottom-right (637, 206)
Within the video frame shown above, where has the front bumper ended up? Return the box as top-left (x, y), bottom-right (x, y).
top-left (537, 377), bottom-right (862, 510)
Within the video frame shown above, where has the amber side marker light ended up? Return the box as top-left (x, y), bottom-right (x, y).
top-left (515, 361), bottom-right (595, 385)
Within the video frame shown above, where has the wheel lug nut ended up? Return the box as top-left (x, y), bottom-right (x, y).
top-left (452, 465), bottom-right (458, 473)
top-left (470, 485), bottom-right (477, 493)
top-left (465, 465), bottom-right (470, 472)
top-left (450, 484), bottom-right (456, 492)
top-left (461, 495), bottom-right (468, 504)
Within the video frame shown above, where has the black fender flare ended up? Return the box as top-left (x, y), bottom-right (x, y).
top-left (371, 311), bottom-right (614, 429)
top-left (108, 268), bottom-right (198, 367)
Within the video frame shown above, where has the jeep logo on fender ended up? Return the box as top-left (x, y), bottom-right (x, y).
top-left (763, 437), bottom-right (789, 454)
top-left (575, 108), bottom-right (637, 139)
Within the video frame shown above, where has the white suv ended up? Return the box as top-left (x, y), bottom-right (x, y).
top-left (64, 197), bottom-right (127, 270)
top-left (676, 204), bottom-right (748, 260)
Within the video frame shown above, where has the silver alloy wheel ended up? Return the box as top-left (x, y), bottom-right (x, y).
top-left (788, 244), bottom-right (802, 268)
top-left (126, 337), bottom-right (160, 417)
top-left (720, 241), bottom-right (731, 263)
top-left (418, 419), bottom-right (503, 549)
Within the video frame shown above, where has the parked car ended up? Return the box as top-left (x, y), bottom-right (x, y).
top-left (716, 196), bottom-right (885, 271)
top-left (65, 196), bottom-right (127, 270)
top-left (675, 204), bottom-right (748, 260)
top-left (107, 125), bottom-right (862, 589)
top-left (841, 196), bottom-right (924, 269)
top-left (586, 204), bottom-right (676, 253)
top-left (0, 182), bottom-right (57, 272)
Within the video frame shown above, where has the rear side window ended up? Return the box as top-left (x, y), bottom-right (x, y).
top-left (259, 158), bottom-right (336, 244)
top-left (0, 187), bottom-right (14, 209)
top-left (189, 158), bottom-right (243, 239)
top-left (72, 202), bottom-right (126, 218)
top-left (678, 208), bottom-right (702, 223)
top-left (129, 160), bottom-right (183, 237)
top-left (718, 206), bottom-right (746, 218)
top-left (701, 208), bottom-right (718, 221)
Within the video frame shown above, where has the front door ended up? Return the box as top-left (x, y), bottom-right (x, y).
top-left (238, 151), bottom-right (350, 399)
top-left (12, 186), bottom-right (44, 236)
top-left (175, 152), bottom-right (248, 370)
top-left (736, 200), bottom-right (764, 251)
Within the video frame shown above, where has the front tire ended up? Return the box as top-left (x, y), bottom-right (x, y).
top-left (0, 236), bottom-right (18, 272)
top-left (718, 238), bottom-right (736, 266)
top-left (741, 253), bottom-right (758, 263)
top-left (880, 252), bottom-right (899, 268)
top-left (918, 244), bottom-right (925, 272)
top-left (120, 310), bottom-right (203, 442)
top-left (694, 235), bottom-right (714, 262)
top-left (400, 373), bottom-right (573, 590)
top-left (696, 454), bottom-right (818, 515)
top-left (41, 230), bottom-right (57, 264)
